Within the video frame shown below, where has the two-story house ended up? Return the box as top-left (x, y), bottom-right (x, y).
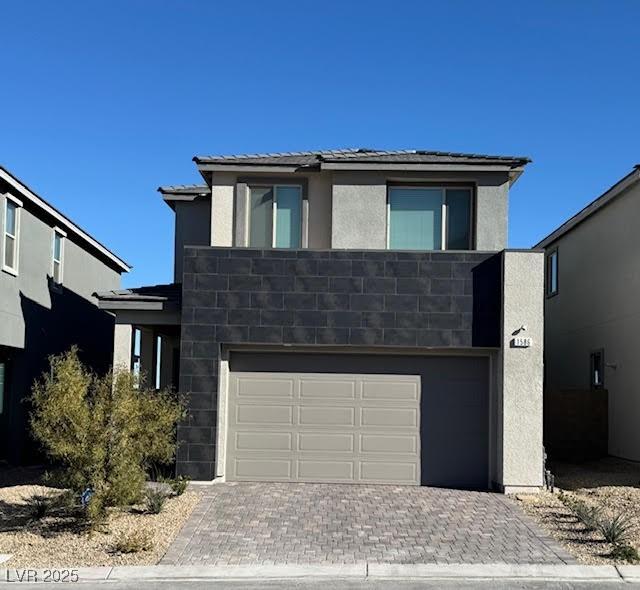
top-left (536, 165), bottom-right (640, 461)
top-left (0, 166), bottom-right (130, 464)
top-left (96, 148), bottom-right (544, 493)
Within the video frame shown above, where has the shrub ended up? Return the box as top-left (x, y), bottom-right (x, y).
top-left (145, 488), bottom-right (168, 514)
top-left (599, 514), bottom-right (635, 545)
top-left (30, 348), bottom-right (185, 518)
top-left (169, 476), bottom-right (190, 497)
top-left (112, 530), bottom-right (153, 554)
top-left (26, 493), bottom-right (54, 520)
top-left (611, 543), bottom-right (640, 563)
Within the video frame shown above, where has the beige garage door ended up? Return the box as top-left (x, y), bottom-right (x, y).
top-left (225, 372), bottom-right (421, 485)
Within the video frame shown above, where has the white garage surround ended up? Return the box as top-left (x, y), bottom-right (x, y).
top-left (224, 372), bottom-right (421, 485)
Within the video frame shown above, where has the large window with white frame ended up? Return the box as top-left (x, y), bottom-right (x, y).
top-left (387, 186), bottom-right (472, 250)
top-left (52, 227), bottom-right (66, 284)
top-left (248, 185), bottom-right (302, 248)
top-left (3, 195), bottom-right (22, 275)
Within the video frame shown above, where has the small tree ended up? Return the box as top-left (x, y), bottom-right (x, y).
top-left (30, 348), bottom-right (185, 511)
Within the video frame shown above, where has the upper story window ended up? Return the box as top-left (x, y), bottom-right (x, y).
top-left (546, 249), bottom-right (558, 296)
top-left (52, 227), bottom-right (66, 284)
top-left (249, 185), bottom-right (302, 249)
top-left (3, 195), bottom-right (22, 275)
top-left (387, 187), bottom-right (472, 250)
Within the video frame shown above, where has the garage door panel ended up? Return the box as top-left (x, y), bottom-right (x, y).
top-left (235, 432), bottom-right (293, 451)
top-left (236, 405), bottom-right (293, 425)
top-left (300, 379), bottom-right (356, 400)
top-left (298, 460), bottom-right (354, 481)
top-left (299, 406), bottom-right (356, 427)
top-left (360, 433), bottom-right (418, 454)
top-left (362, 379), bottom-right (419, 401)
top-left (360, 461), bottom-right (418, 484)
top-left (361, 407), bottom-right (418, 428)
top-left (299, 432), bottom-right (354, 452)
top-left (237, 377), bottom-right (294, 398)
top-left (234, 459), bottom-right (292, 479)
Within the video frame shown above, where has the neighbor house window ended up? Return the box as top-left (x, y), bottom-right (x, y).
top-left (590, 349), bottom-right (604, 389)
top-left (546, 249), bottom-right (558, 296)
top-left (3, 195), bottom-right (22, 275)
top-left (387, 187), bottom-right (472, 250)
top-left (132, 327), bottom-right (142, 388)
top-left (52, 228), bottom-right (66, 284)
top-left (249, 185), bottom-right (302, 248)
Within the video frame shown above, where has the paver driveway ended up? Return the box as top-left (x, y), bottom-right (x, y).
top-left (161, 483), bottom-right (574, 566)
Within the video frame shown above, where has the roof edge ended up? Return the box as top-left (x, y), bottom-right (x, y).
top-left (535, 166), bottom-right (640, 249)
top-left (0, 166), bottom-right (131, 273)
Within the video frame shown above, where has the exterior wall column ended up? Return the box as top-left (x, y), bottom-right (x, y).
top-left (113, 323), bottom-right (133, 372)
top-left (498, 250), bottom-right (545, 493)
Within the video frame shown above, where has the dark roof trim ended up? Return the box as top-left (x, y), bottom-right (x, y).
top-left (94, 283), bottom-right (181, 311)
top-left (0, 166), bottom-right (130, 272)
top-left (193, 148), bottom-right (531, 172)
top-left (158, 184), bottom-right (210, 210)
top-left (535, 165), bottom-right (640, 249)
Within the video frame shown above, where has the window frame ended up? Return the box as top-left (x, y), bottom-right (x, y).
top-left (590, 348), bottom-right (605, 389)
top-left (2, 194), bottom-right (23, 276)
top-left (385, 185), bottom-right (474, 251)
top-left (546, 248), bottom-right (559, 297)
top-left (247, 183), bottom-right (304, 249)
top-left (51, 227), bottom-right (67, 285)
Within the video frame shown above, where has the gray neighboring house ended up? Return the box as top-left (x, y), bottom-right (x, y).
top-left (536, 165), bottom-right (640, 461)
top-left (96, 148), bottom-right (545, 493)
top-left (0, 166), bottom-right (130, 464)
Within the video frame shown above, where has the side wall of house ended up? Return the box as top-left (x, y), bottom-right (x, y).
top-left (0, 186), bottom-right (122, 463)
top-left (544, 181), bottom-right (640, 460)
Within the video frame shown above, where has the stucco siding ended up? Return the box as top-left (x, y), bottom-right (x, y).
top-left (211, 173), bottom-right (234, 247)
top-left (307, 173), bottom-right (332, 248)
top-left (476, 177), bottom-right (509, 250)
top-left (544, 181), bottom-right (640, 460)
top-left (500, 250), bottom-right (544, 490)
top-left (331, 172), bottom-right (387, 249)
top-left (174, 198), bottom-right (212, 281)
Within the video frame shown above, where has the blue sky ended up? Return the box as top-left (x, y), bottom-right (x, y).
top-left (2, 1), bottom-right (639, 287)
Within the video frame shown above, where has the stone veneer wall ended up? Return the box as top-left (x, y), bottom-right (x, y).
top-left (178, 247), bottom-right (501, 479)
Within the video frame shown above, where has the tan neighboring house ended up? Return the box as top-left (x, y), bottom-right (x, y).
top-left (536, 165), bottom-right (640, 460)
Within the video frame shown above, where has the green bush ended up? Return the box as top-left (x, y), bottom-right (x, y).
top-left (599, 513), bottom-right (635, 546)
top-left (168, 475), bottom-right (190, 496)
top-left (30, 348), bottom-right (185, 519)
top-left (112, 529), bottom-right (153, 554)
top-left (145, 488), bottom-right (168, 514)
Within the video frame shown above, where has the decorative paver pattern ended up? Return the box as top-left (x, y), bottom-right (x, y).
top-left (161, 483), bottom-right (575, 566)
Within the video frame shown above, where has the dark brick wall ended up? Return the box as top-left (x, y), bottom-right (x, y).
top-left (178, 247), bottom-right (502, 479)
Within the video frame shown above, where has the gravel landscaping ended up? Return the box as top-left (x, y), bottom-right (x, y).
top-left (515, 457), bottom-right (640, 564)
top-left (0, 480), bottom-right (201, 567)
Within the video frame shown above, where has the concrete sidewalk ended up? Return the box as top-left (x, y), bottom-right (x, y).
top-left (3, 563), bottom-right (640, 584)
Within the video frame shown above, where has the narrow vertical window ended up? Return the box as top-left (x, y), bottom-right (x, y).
top-left (52, 228), bottom-right (66, 284)
top-left (590, 349), bottom-right (604, 389)
top-left (154, 335), bottom-right (162, 390)
top-left (132, 327), bottom-right (142, 388)
top-left (3, 196), bottom-right (22, 274)
top-left (546, 249), bottom-right (558, 296)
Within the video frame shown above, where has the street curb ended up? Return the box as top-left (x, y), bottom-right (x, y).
top-left (4, 563), bottom-right (640, 583)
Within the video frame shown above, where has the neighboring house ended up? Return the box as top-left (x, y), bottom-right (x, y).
top-left (536, 165), bottom-right (640, 461)
top-left (96, 148), bottom-right (544, 493)
top-left (0, 166), bottom-right (130, 464)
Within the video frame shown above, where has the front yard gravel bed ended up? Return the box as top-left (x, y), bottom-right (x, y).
top-left (515, 457), bottom-right (640, 565)
top-left (0, 484), bottom-right (200, 567)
